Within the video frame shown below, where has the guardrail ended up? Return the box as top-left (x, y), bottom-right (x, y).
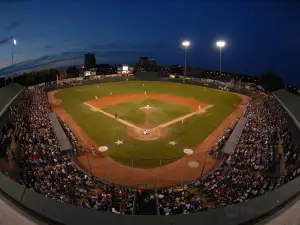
top-left (1, 172), bottom-right (300, 225)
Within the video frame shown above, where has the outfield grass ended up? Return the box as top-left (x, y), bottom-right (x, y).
top-left (55, 81), bottom-right (241, 168)
top-left (103, 98), bottom-right (191, 125)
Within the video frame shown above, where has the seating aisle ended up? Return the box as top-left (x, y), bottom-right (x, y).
top-left (134, 190), bottom-right (157, 215)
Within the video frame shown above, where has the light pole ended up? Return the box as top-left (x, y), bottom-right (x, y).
top-left (12, 39), bottom-right (16, 65)
top-left (182, 41), bottom-right (190, 80)
top-left (216, 40), bottom-right (226, 82)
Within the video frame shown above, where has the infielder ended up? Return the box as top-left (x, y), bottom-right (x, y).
top-left (110, 92), bottom-right (112, 95)
top-left (144, 91), bottom-right (147, 95)
top-left (181, 117), bottom-right (184, 124)
top-left (92, 146), bottom-right (96, 156)
top-left (95, 96), bottom-right (97, 99)
top-left (198, 105), bottom-right (201, 110)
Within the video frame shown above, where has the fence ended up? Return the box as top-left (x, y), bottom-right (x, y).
top-left (44, 76), bottom-right (253, 97)
top-left (72, 150), bottom-right (221, 189)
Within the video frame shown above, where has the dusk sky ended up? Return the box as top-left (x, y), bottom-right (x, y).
top-left (0, 0), bottom-right (299, 85)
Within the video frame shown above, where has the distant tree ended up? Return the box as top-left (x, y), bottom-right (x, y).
top-left (0, 77), bottom-right (5, 88)
top-left (6, 77), bottom-right (12, 85)
top-left (66, 67), bottom-right (79, 78)
top-left (259, 72), bottom-right (284, 92)
top-left (12, 68), bottom-right (59, 86)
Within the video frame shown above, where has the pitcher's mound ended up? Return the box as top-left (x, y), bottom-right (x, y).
top-left (127, 125), bottom-right (166, 141)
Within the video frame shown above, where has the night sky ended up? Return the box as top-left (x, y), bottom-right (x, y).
top-left (0, 0), bottom-right (299, 85)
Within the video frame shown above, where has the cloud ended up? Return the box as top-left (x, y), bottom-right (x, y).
top-left (0, 36), bottom-right (13, 45)
top-left (4, 22), bottom-right (21, 31)
top-left (0, 40), bottom-right (169, 77)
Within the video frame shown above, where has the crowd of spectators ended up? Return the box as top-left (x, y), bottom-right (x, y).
top-left (0, 88), bottom-right (135, 215)
top-left (0, 121), bottom-right (13, 159)
top-left (157, 98), bottom-right (299, 215)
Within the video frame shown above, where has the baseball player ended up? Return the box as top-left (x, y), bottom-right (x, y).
top-left (95, 96), bottom-right (97, 99)
top-left (144, 91), bottom-right (147, 95)
top-left (110, 92), bottom-right (112, 95)
top-left (198, 105), bottom-right (201, 110)
top-left (181, 117), bottom-right (184, 124)
top-left (115, 113), bottom-right (118, 119)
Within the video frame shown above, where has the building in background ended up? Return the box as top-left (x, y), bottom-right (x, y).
top-left (95, 64), bottom-right (117, 75)
top-left (138, 57), bottom-right (156, 71)
top-left (84, 53), bottom-right (96, 69)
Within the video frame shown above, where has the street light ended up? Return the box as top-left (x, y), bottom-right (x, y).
top-left (182, 40), bottom-right (190, 79)
top-left (216, 40), bottom-right (226, 81)
top-left (12, 39), bottom-right (16, 65)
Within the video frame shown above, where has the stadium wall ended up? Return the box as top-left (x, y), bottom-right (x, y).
top-left (2, 172), bottom-right (300, 225)
top-left (43, 76), bottom-right (252, 97)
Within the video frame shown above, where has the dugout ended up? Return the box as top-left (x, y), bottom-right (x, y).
top-left (49, 113), bottom-right (72, 156)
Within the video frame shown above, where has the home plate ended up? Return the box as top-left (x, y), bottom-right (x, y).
top-left (184, 149), bottom-right (193, 155)
top-left (98, 146), bottom-right (108, 152)
top-left (188, 161), bottom-right (199, 168)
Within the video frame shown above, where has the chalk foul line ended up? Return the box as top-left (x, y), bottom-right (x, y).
top-left (84, 102), bottom-right (212, 130)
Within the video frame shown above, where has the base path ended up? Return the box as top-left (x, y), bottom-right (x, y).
top-left (48, 90), bottom-right (251, 188)
top-left (84, 102), bottom-right (136, 129)
top-left (158, 105), bottom-right (212, 128)
top-left (84, 102), bottom-right (212, 140)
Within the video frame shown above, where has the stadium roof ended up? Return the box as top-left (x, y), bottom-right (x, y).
top-left (0, 83), bottom-right (24, 117)
top-left (273, 89), bottom-right (300, 130)
top-left (49, 113), bottom-right (72, 151)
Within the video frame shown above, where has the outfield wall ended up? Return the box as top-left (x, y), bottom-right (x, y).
top-left (43, 76), bottom-right (252, 97)
top-left (2, 171), bottom-right (300, 225)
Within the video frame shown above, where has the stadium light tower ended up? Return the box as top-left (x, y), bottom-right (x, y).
top-left (216, 40), bottom-right (226, 81)
top-left (182, 40), bottom-right (190, 79)
top-left (12, 39), bottom-right (16, 65)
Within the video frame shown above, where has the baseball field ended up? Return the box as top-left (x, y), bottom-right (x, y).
top-left (49, 81), bottom-right (244, 170)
